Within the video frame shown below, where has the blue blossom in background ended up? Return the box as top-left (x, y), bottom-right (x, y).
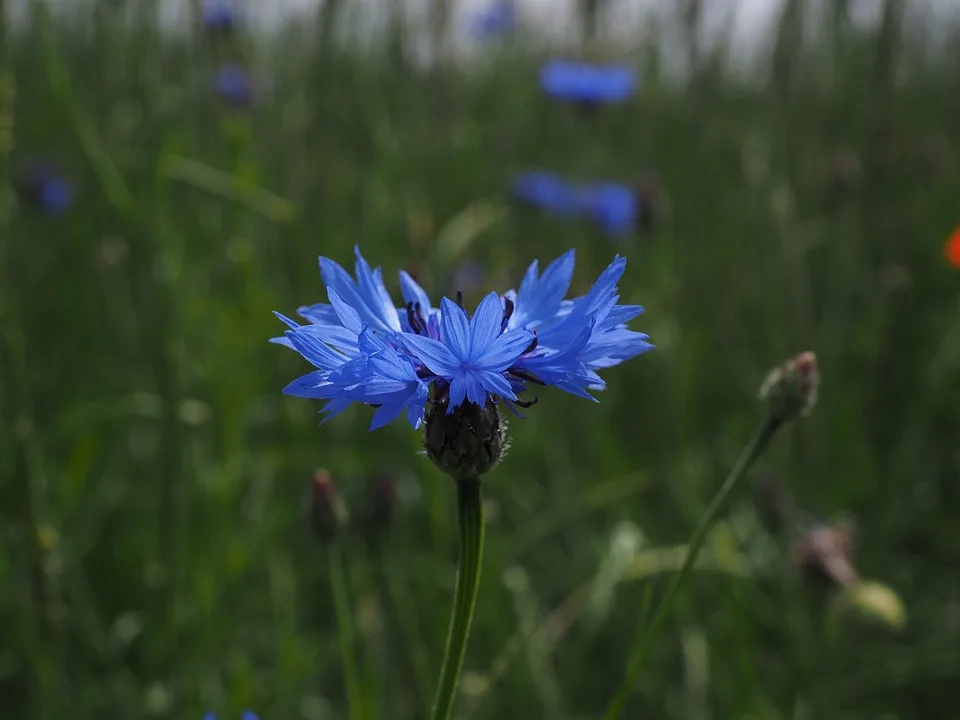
top-left (14, 161), bottom-right (73, 215)
top-left (469, 0), bottom-right (517, 40)
top-left (215, 64), bottom-right (255, 107)
top-left (513, 171), bottom-right (582, 216)
top-left (273, 247), bottom-right (652, 430)
top-left (539, 60), bottom-right (637, 104)
top-left (203, 712), bottom-right (259, 720)
top-left (513, 171), bottom-right (650, 237)
top-left (202, 0), bottom-right (238, 32)
top-left (578, 182), bottom-right (638, 238)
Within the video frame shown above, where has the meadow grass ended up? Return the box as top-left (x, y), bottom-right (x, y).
top-left (1, 2), bottom-right (959, 718)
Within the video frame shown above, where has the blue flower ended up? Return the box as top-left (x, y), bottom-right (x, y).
top-left (513, 171), bottom-right (581, 216)
top-left (539, 60), bottom-right (637, 104)
top-left (203, 712), bottom-right (259, 720)
top-left (215, 64), bottom-right (254, 106)
top-left (202, 0), bottom-right (238, 31)
top-left (14, 161), bottom-right (73, 215)
top-left (578, 182), bottom-right (638, 238)
top-left (273, 247), bottom-right (651, 430)
top-left (469, 1), bottom-right (517, 40)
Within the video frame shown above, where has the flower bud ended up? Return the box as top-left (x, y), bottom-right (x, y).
top-left (836, 579), bottom-right (906, 631)
top-left (793, 518), bottom-right (858, 590)
top-left (758, 351), bottom-right (820, 423)
top-left (308, 469), bottom-right (348, 543)
top-left (423, 400), bottom-right (507, 480)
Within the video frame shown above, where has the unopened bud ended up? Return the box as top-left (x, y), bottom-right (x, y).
top-left (424, 400), bottom-right (507, 480)
top-left (794, 517), bottom-right (858, 590)
top-left (836, 579), bottom-right (906, 631)
top-left (759, 351), bottom-right (820, 423)
top-left (309, 469), bottom-right (348, 543)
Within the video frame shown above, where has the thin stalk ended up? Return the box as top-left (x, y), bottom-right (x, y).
top-left (430, 477), bottom-right (485, 720)
top-left (328, 543), bottom-right (367, 720)
top-left (602, 414), bottom-right (782, 720)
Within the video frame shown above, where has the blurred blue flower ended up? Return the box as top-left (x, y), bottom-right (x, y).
top-left (203, 713), bottom-right (259, 720)
top-left (514, 172), bottom-right (646, 237)
top-left (539, 60), bottom-right (637, 104)
top-left (14, 162), bottom-right (73, 215)
top-left (469, 1), bottom-right (517, 40)
top-left (578, 182), bottom-right (638, 238)
top-left (215, 64), bottom-right (254, 106)
top-left (513, 171), bottom-right (582, 216)
top-left (273, 247), bottom-right (652, 429)
top-left (202, 0), bottom-right (238, 32)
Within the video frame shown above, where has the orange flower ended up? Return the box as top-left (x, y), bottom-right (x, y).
top-left (947, 227), bottom-right (960, 269)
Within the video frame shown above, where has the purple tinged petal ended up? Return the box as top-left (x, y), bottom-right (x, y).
top-left (439, 297), bottom-right (471, 359)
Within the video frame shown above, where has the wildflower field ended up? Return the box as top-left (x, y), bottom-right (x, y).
top-left (2, 2), bottom-right (960, 719)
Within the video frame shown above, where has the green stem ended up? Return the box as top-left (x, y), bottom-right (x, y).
top-left (329, 544), bottom-right (367, 720)
top-left (430, 477), bottom-right (485, 720)
top-left (602, 414), bottom-right (782, 720)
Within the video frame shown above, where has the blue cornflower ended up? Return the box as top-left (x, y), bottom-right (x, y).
top-left (202, 0), bottom-right (238, 32)
top-left (513, 172), bottom-right (644, 237)
top-left (539, 60), bottom-right (637, 104)
top-left (273, 247), bottom-right (652, 431)
top-left (215, 64), bottom-right (255, 107)
top-left (469, 0), bottom-right (517, 40)
top-left (513, 171), bottom-right (581, 216)
top-left (577, 182), bottom-right (638, 238)
top-left (14, 161), bottom-right (73, 215)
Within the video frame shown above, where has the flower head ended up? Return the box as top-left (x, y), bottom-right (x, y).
top-left (215, 64), bottom-right (255, 107)
top-left (578, 182), bottom-right (638, 238)
top-left (469, 0), bottom-right (517, 40)
top-left (273, 247), bottom-right (652, 432)
top-left (513, 171), bottom-right (582, 216)
top-left (14, 161), bottom-right (73, 215)
top-left (539, 60), bottom-right (637, 104)
top-left (945, 226), bottom-right (960, 269)
top-left (202, 0), bottom-right (238, 32)
top-left (203, 712), bottom-right (259, 720)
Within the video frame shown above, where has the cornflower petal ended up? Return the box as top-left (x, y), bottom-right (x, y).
top-left (399, 269), bottom-right (432, 311)
top-left (439, 297), bottom-right (472, 358)
top-left (475, 328), bottom-right (534, 369)
top-left (400, 333), bottom-right (460, 376)
top-left (467, 292), bottom-right (505, 360)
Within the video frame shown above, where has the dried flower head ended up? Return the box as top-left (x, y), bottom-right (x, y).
top-left (758, 351), bottom-right (819, 424)
top-left (794, 517), bottom-right (858, 590)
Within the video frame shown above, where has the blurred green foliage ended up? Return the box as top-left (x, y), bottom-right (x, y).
top-left (1, 2), bottom-right (959, 719)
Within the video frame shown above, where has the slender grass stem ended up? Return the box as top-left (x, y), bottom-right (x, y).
top-left (329, 543), bottom-right (367, 720)
top-left (430, 477), bottom-right (485, 720)
top-left (602, 414), bottom-right (782, 720)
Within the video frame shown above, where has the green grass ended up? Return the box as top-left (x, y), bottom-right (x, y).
top-left (2, 3), bottom-right (960, 718)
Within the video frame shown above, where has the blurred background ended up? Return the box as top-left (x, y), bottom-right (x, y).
top-left (1, 0), bottom-right (959, 718)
